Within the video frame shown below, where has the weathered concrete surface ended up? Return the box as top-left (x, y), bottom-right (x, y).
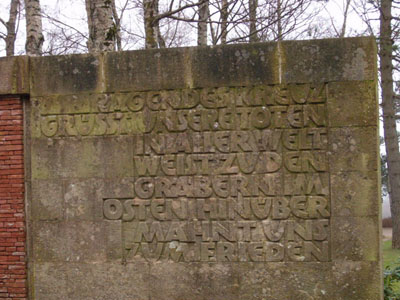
top-left (0, 37), bottom-right (381, 300)
top-left (23, 37), bottom-right (376, 96)
top-left (0, 56), bottom-right (29, 94)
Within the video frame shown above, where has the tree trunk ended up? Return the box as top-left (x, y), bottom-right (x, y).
top-left (5, 0), bottom-right (19, 56)
top-left (25, 0), bottom-right (44, 55)
top-left (143, 0), bottom-right (158, 48)
top-left (277, 0), bottom-right (282, 40)
top-left (220, 0), bottom-right (228, 44)
top-left (380, 0), bottom-right (400, 249)
top-left (156, 22), bottom-right (165, 48)
top-left (110, 0), bottom-right (122, 51)
top-left (339, 0), bottom-right (351, 38)
top-left (85, 0), bottom-right (115, 53)
top-left (249, 0), bottom-right (258, 42)
top-left (154, 1), bottom-right (165, 48)
top-left (197, 0), bottom-right (209, 46)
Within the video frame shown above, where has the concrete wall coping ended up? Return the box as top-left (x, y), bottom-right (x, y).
top-left (0, 37), bottom-right (377, 97)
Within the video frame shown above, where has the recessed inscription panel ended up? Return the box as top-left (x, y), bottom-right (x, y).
top-left (76, 84), bottom-right (332, 263)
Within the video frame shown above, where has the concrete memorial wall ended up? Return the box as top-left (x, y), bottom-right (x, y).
top-left (0, 37), bottom-right (382, 299)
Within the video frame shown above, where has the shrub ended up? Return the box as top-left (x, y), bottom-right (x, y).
top-left (384, 260), bottom-right (400, 300)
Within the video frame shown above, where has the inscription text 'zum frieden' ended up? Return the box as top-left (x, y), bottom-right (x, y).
top-left (41, 84), bottom-right (331, 263)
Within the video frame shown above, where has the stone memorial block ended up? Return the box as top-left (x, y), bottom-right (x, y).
top-left (23, 37), bottom-right (381, 299)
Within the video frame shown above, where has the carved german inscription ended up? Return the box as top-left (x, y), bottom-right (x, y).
top-left (38, 84), bottom-right (330, 263)
top-left (26, 38), bottom-right (381, 300)
top-left (92, 84), bottom-right (330, 263)
top-left (39, 85), bottom-right (327, 137)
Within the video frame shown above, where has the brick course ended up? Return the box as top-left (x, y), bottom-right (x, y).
top-left (0, 97), bottom-right (27, 300)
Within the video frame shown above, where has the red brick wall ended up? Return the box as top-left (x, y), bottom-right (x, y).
top-left (0, 97), bottom-right (27, 299)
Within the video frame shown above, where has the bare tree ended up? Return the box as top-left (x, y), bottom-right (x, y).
top-left (142, 0), bottom-right (205, 48)
top-left (276, 0), bottom-right (282, 40)
top-left (25, 0), bottom-right (44, 55)
top-left (143, 0), bottom-right (158, 48)
top-left (197, 0), bottom-right (209, 45)
top-left (259, 0), bottom-right (318, 41)
top-left (219, 0), bottom-right (321, 43)
top-left (41, 9), bottom-right (88, 55)
top-left (320, 0), bottom-right (353, 38)
top-left (85, 0), bottom-right (116, 53)
top-left (155, 0), bottom-right (166, 47)
top-left (220, 0), bottom-right (228, 44)
top-left (143, 0), bottom-right (174, 48)
top-left (0, 0), bottom-right (350, 55)
top-left (0, 0), bottom-right (20, 56)
top-left (352, 0), bottom-right (400, 249)
top-left (339, 0), bottom-right (351, 37)
top-left (125, 0), bottom-right (325, 48)
top-left (249, 0), bottom-right (258, 42)
top-left (111, 0), bottom-right (125, 51)
top-left (380, 0), bottom-right (400, 249)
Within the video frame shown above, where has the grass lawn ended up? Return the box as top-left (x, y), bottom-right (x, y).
top-left (383, 240), bottom-right (400, 268)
